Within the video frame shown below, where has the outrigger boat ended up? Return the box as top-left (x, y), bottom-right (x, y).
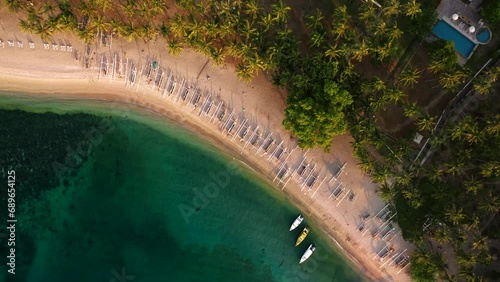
top-left (299, 244), bottom-right (316, 264)
top-left (289, 215), bottom-right (304, 231)
top-left (295, 227), bottom-right (310, 246)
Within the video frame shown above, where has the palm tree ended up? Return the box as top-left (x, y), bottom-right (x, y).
top-left (377, 183), bottom-right (394, 201)
top-left (109, 19), bottom-right (124, 37)
top-left (374, 44), bottom-right (391, 61)
top-left (26, 6), bottom-right (41, 25)
top-left (446, 159), bottom-right (465, 176)
top-left (122, 22), bottom-right (143, 42)
top-left (236, 63), bottom-right (254, 82)
top-left (169, 15), bottom-right (187, 38)
top-left (404, 0), bottom-right (422, 19)
top-left (167, 40), bottom-right (184, 56)
top-left (79, 1), bottom-right (97, 18)
top-left (96, 0), bottom-right (113, 13)
top-left (439, 71), bottom-right (467, 90)
top-left (244, 0), bottom-right (260, 19)
top-left (398, 67), bottom-right (421, 87)
top-left (210, 47), bottom-right (226, 66)
top-left (384, 88), bottom-right (406, 104)
top-left (484, 67), bottom-right (499, 82)
top-left (142, 23), bottom-right (159, 42)
top-left (77, 29), bottom-right (96, 44)
top-left (371, 76), bottom-right (387, 92)
top-left (472, 76), bottom-right (492, 95)
top-left (480, 192), bottom-right (500, 213)
top-left (395, 170), bottom-right (415, 186)
top-left (445, 205), bottom-right (466, 225)
top-left (404, 101), bottom-right (421, 118)
top-left (340, 61), bottom-right (357, 82)
top-left (259, 13), bottom-right (274, 32)
top-left (19, 19), bottom-right (35, 34)
top-left (458, 267), bottom-right (477, 282)
top-left (480, 161), bottom-right (500, 178)
top-left (306, 9), bottom-right (324, 30)
top-left (334, 5), bottom-right (350, 23)
top-left (56, 14), bottom-right (77, 32)
top-left (372, 165), bottom-right (392, 183)
top-left (458, 249), bottom-right (479, 267)
top-left (351, 40), bottom-right (369, 62)
top-left (41, 3), bottom-right (55, 16)
top-left (464, 176), bottom-right (484, 195)
top-left (150, 0), bottom-right (167, 16)
top-left (309, 30), bottom-right (325, 49)
top-left (358, 159), bottom-right (375, 174)
top-left (271, 0), bottom-right (291, 24)
top-left (428, 165), bottom-right (445, 182)
top-left (331, 21), bottom-right (349, 40)
top-left (325, 44), bottom-right (342, 61)
top-left (241, 20), bottom-right (258, 41)
top-left (417, 115), bottom-right (436, 132)
top-left (359, 5), bottom-right (376, 22)
top-left (121, 3), bottom-right (137, 19)
top-left (388, 24), bottom-right (403, 41)
top-left (428, 59), bottom-right (446, 74)
top-left (4, 0), bottom-right (22, 12)
top-left (90, 15), bottom-right (110, 39)
top-left (383, 0), bottom-right (401, 18)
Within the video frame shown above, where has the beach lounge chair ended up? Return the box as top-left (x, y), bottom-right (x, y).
top-left (7, 40), bottom-right (14, 47)
top-left (0, 40), bottom-right (4, 48)
top-left (29, 42), bottom-right (35, 49)
top-left (17, 41), bottom-right (23, 48)
top-left (52, 43), bottom-right (58, 50)
top-left (43, 43), bottom-right (49, 49)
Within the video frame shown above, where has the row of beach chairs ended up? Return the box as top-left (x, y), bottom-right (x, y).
top-left (0, 39), bottom-right (72, 51)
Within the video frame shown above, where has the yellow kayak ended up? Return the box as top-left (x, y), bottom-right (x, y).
top-left (295, 227), bottom-right (310, 246)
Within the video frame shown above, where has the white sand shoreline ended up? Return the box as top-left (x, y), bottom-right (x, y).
top-left (0, 7), bottom-right (414, 281)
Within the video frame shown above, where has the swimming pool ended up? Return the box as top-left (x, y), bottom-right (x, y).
top-left (432, 20), bottom-right (476, 57)
top-left (477, 28), bottom-right (492, 44)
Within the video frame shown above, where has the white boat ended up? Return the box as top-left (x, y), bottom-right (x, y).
top-left (289, 215), bottom-right (304, 231)
top-left (299, 244), bottom-right (316, 264)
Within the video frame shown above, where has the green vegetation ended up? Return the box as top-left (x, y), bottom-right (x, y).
top-left (4, 0), bottom-right (500, 280)
top-left (282, 56), bottom-right (353, 150)
top-left (481, 0), bottom-right (500, 25)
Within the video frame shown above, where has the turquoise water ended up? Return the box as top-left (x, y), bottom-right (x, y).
top-left (476, 28), bottom-right (491, 43)
top-left (0, 93), bottom-right (363, 282)
top-left (432, 20), bottom-right (476, 57)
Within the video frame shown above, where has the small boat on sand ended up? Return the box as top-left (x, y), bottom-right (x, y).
top-left (299, 244), bottom-right (316, 264)
top-left (295, 227), bottom-right (310, 246)
top-left (289, 215), bottom-right (304, 231)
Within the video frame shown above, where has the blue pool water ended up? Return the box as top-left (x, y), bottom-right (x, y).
top-left (432, 20), bottom-right (476, 57)
top-left (476, 28), bottom-right (491, 43)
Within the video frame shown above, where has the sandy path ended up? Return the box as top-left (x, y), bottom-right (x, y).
top-left (0, 7), bottom-right (413, 282)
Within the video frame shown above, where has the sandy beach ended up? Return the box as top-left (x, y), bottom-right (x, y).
top-left (0, 7), bottom-right (413, 281)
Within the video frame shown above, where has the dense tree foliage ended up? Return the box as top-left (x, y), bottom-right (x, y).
top-left (282, 56), bottom-right (353, 150)
top-left (481, 0), bottom-right (500, 25)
